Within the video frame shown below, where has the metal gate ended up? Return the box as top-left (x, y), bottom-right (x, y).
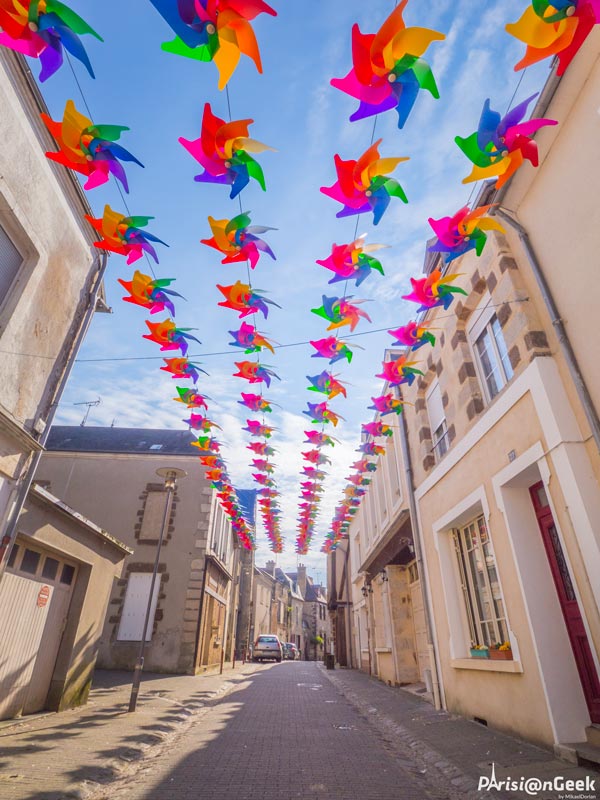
top-left (0, 540), bottom-right (76, 719)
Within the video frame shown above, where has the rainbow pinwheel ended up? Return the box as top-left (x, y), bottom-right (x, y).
top-left (303, 402), bottom-right (344, 427)
top-left (243, 420), bottom-right (274, 437)
top-left (302, 450), bottom-right (331, 466)
top-left (331, 1), bottom-right (445, 128)
top-left (149, 0), bottom-right (276, 89)
top-left (86, 206), bottom-right (167, 264)
top-left (229, 322), bottom-right (275, 353)
top-left (199, 454), bottom-right (223, 466)
top-left (428, 205), bottom-right (505, 264)
top-left (247, 441), bottom-right (274, 455)
top-left (185, 413), bottom-right (221, 432)
top-left (143, 319), bottom-right (201, 355)
top-left (174, 388), bottom-right (210, 409)
top-left (161, 357), bottom-right (208, 382)
top-left (238, 393), bottom-right (273, 412)
top-left (217, 281), bottom-right (280, 318)
top-left (455, 95), bottom-right (557, 189)
top-left (402, 268), bottom-right (467, 312)
top-left (359, 442), bottom-right (386, 456)
top-left (311, 295), bottom-right (372, 332)
top-left (306, 371), bottom-right (348, 399)
top-left (507, 0), bottom-right (600, 75)
top-left (310, 336), bottom-right (358, 365)
top-left (362, 421), bottom-right (393, 437)
top-left (352, 458), bottom-right (377, 473)
top-left (304, 431), bottom-right (337, 447)
top-left (202, 213), bottom-right (275, 269)
top-left (191, 434), bottom-right (220, 450)
top-left (388, 321), bottom-right (435, 351)
top-left (376, 357), bottom-right (423, 386)
top-left (180, 103), bottom-right (273, 198)
top-left (0, 0), bottom-right (102, 82)
top-left (317, 234), bottom-right (386, 287)
top-left (251, 458), bottom-right (274, 473)
top-left (41, 100), bottom-right (143, 192)
top-left (320, 140), bottom-right (409, 225)
top-left (302, 467), bottom-right (327, 481)
top-left (233, 361), bottom-right (280, 386)
top-left (118, 272), bottom-right (182, 316)
top-left (369, 393), bottom-right (405, 416)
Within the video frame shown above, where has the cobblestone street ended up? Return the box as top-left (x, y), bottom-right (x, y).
top-left (1, 662), bottom-right (596, 800)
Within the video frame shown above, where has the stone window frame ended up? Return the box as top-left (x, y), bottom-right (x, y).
top-left (426, 380), bottom-right (449, 463)
top-left (467, 292), bottom-right (514, 405)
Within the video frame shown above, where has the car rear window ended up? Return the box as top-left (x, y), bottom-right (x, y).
top-left (258, 636), bottom-right (278, 643)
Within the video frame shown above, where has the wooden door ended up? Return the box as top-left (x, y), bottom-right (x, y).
top-left (530, 482), bottom-right (600, 723)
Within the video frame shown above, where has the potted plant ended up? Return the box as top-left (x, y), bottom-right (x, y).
top-left (469, 643), bottom-right (490, 658)
top-left (490, 641), bottom-right (513, 660)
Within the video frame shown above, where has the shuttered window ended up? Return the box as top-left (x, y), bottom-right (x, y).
top-left (426, 381), bottom-right (448, 460)
top-left (0, 224), bottom-right (23, 303)
top-left (117, 573), bottom-right (161, 641)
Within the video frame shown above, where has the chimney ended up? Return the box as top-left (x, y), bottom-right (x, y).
top-left (265, 559), bottom-right (276, 577)
top-left (297, 563), bottom-right (307, 598)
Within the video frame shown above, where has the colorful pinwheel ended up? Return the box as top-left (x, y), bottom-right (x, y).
top-left (118, 272), bottom-right (182, 316)
top-left (304, 431), bottom-right (337, 447)
top-left (455, 95), bottom-right (557, 189)
top-left (233, 361), bottom-right (280, 386)
top-left (303, 402), bottom-right (344, 427)
top-left (320, 139), bottom-right (409, 225)
top-left (331, 1), bottom-right (445, 128)
top-left (306, 371), bottom-right (348, 399)
top-left (507, 0), bottom-right (600, 75)
top-left (143, 319), bottom-right (201, 355)
top-left (369, 393), bottom-right (405, 416)
top-left (402, 268), bottom-right (467, 312)
top-left (41, 100), bottom-right (143, 192)
top-left (238, 393), bottom-right (273, 412)
top-left (388, 321), bottom-right (435, 350)
top-left (317, 234), bottom-right (387, 287)
top-left (428, 205), bottom-right (505, 264)
top-left (311, 295), bottom-right (372, 332)
top-left (161, 358), bottom-right (208, 382)
top-left (149, 0), bottom-right (277, 89)
top-left (217, 281), bottom-right (280, 318)
top-left (191, 434), bottom-right (220, 450)
top-left (229, 322), bottom-right (275, 353)
top-left (310, 336), bottom-right (358, 365)
top-left (302, 450), bottom-right (331, 466)
top-left (243, 420), bottom-right (274, 437)
top-left (247, 441), bottom-right (274, 455)
top-left (174, 388), bottom-right (210, 409)
top-left (185, 413), bottom-right (221, 432)
top-left (202, 213), bottom-right (276, 269)
top-left (0, 0), bottom-right (102, 82)
top-left (359, 442), bottom-right (386, 456)
top-left (86, 206), bottom-right (167, 264)
top-left (376, 357), bottom-right (423, 387)
top-left (362, 421), bottom-right (393, 437)
top-left (179, 103), bottom-right (273, 198)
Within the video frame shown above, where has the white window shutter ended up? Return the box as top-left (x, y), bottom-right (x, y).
top-left (426, 382), bottom-right (445, 433)
top-left (117, 573), bottom-right (161, 641)
top-left (0, 225), bottom-right (22, 302)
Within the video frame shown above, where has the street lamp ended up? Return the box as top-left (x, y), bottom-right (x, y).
top-left (128, 467), bottom-right (187, 713)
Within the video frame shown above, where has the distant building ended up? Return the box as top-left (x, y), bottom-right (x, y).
top-left (289, 565), bottom-right (330, 661)
top-left (37, 426), bottom-right (246, 675)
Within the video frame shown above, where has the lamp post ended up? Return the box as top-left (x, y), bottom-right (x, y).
top-left (128, 467), bottom-right (187, 713)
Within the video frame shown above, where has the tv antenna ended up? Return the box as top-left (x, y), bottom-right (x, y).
top-left (74, 397), bottom-right (101, 427)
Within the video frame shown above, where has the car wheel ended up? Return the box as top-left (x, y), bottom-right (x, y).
top-left (276, 657), bottom-right (282, 663)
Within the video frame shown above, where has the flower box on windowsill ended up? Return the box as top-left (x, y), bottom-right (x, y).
top-left (470, 648), bottom-right (489, 659)
top-left (489, 648), bottom-right (513, 661)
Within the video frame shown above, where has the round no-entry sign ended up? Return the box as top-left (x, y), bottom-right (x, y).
top-left (37, 585), bottom-right (50, 608)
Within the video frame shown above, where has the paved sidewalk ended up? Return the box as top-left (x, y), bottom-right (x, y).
top-left (322, 665), bottom-right (598, 799)
top-left (0, 663), bottom-right (258, 800)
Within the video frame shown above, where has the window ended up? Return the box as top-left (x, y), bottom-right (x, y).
top-left (426, 381), bottom-right (448, 460)
top-left (6, 543), bottom-right (19, 568)
top-left (0, 223), bottom-right (23, 304)
top-left (468, 298), bottom-right (514, 402)
top-left (42, 557), bottom-right (59, 580)
top-left (20, 548), bottom-right (41, 575)
top-left (60, 563), bottom-right (75, 585)
top-left (117, 573), bottom-right (161, 641)
top-left (453, 516), bottom-right (508, 648)
top-left (139, 491), bottom-right (168, 542)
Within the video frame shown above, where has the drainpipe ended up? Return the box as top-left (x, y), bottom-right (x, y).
top-left (495, 209), bottom-right (600, 454)
top-left (397, 395), bottom-right (442, 710)
top-left (0, 253), bottom-right (109, 580)
top-left (343, 536), bottom-right (353, 668)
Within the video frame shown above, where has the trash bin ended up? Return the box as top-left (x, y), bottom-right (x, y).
top-left (325, 654), bottom-right (335, 670)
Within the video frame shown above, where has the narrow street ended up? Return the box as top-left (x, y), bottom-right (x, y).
top-left (2, 662), bottom-right (595, 800)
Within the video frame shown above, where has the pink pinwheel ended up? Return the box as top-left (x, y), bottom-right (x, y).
top-left (376, 357), bottom-right (423, 386)
top-left (402, 269), bottom-right (467, 312)
top-left (331, 1), bottom-right (445, 128)
top-left (311, 295), bottom-right (372, 332)
top-left (304, 431), bottom-right (337, 447)
top-left (358, 442), bottom-right (386, 456)
top-left (320, 139), bottom-right (409, 225)
top-left (317, 234), bottom-right (387, 287)
top-left (185, 413), bottom-right (221, 432)
top-left (238, 393), bottom-right (273, 413)
top-left (247, 441), bottom-right (274, 455)
top-left (388, 321), bottom-right (435, 351)
top-left (243, 420), bottom-right (274, 438)
top-left (428, 205), bottom-right (505, 264)
top-left (369, 393), bottom-right (404, 416)
top-left (229, 321), bottom-right (275, 353)
top-left (362, 421), bottom-right (393, 438)
top-left (310, 336), bottom-right (358, 365)
top-left (302, 450), bottom-right (332, 466)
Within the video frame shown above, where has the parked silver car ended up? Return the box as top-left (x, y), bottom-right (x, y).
top-left (252, 634), bottom-right (283, 663)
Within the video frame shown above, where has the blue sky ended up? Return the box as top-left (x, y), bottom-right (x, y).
top-left (36, 0), bottom-right (550, 576)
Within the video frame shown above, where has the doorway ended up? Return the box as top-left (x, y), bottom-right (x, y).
top-left (530, 482), bottom-right (600, 724)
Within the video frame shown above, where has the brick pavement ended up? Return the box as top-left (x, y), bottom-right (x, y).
top-left (0, 664), bottom-right (257, 800)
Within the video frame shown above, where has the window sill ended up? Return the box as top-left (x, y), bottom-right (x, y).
top-left (375, 647), bottom-right (392, 654)
top-left (451, 658), bottom-right (523, 674)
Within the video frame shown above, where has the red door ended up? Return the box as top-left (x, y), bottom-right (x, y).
top-left (530, 482), bottom-right (600, 723)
